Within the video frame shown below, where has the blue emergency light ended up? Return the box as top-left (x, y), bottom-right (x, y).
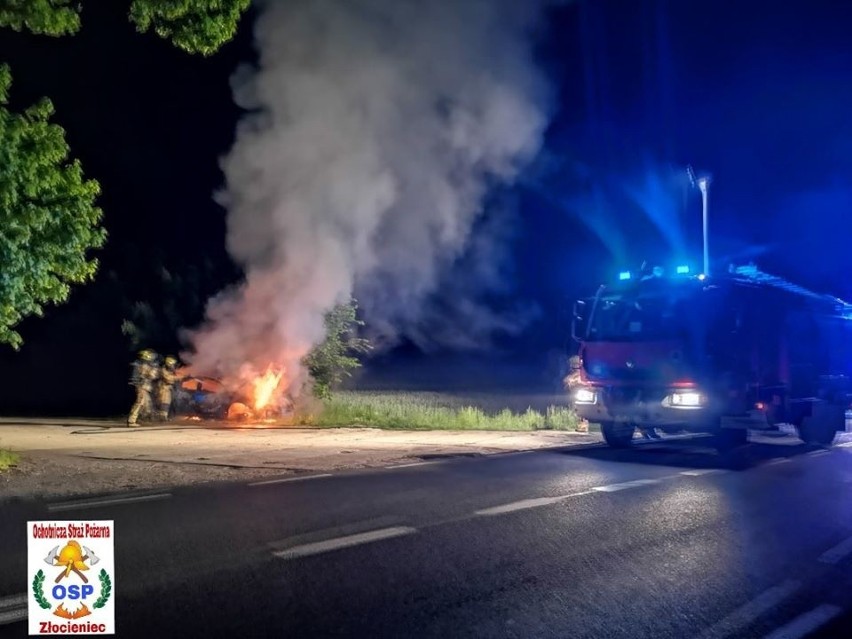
top-left (618, 271), bottom-right (631, 281)
top-left (676, 265), bottom-right (690, 275)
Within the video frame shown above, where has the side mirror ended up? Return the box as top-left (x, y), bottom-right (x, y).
top-left (571, 300), bottom-right (587, 342)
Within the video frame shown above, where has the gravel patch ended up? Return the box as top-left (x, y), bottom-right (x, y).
top-left (0, 453), bottom-right (289, 501)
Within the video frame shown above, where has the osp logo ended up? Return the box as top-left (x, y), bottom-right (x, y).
top-left (33, 540), bottom-right (111, 619)
top-left (28, 521), bottom-right (115, 635)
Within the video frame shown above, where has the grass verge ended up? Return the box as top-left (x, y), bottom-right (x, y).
top-left (0, 449), bottom-right (20, 472)
top-left (299, 391), bottom-right (586, 431)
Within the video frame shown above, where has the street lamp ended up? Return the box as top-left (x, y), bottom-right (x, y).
top-left (697, 175), bottom-right (710, 277)
top-left (687, 167), bottom-right (712, 277)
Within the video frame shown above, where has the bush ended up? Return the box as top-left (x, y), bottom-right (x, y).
top-left (303, 300), bottom-right (371, 400)
top-left (0, 449), bottom-right (20, 472)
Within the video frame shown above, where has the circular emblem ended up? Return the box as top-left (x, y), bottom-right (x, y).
top-left (32, 540), bottom-right (112, 619)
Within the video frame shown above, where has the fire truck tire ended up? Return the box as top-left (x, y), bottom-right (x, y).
top-left (715, 428), bottom-right (748, 451)
top-left (601, 421), bottom-right (636, 448)
top-left (797, 420), bottom-right (836, 446)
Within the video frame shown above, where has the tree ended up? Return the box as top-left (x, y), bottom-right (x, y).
top-left (0, 0), bottom-right (80, 36)
top-left (0, 0), bottom-right (250, 56)
top-left (129, 0), bottom-right (251, 57)
top-left (303, 300), bottom-right (372, 400)
top-left (118, 258), bottom-right (232, 354)
top-left (0, 65), bottom-right (106, 348)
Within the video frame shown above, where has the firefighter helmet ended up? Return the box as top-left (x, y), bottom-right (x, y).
top-left (139, 349), bottom-right (156, 361)
top-left (164, 356), bottom-right (178, 368)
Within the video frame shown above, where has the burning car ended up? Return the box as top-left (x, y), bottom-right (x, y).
top-left (173, 367), bottom-right (292, 422)
top-left (173, 376), bottom-right (233, 420)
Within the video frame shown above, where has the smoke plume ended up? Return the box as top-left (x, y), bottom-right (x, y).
top-left (186, 0), bottom-right (554, 390)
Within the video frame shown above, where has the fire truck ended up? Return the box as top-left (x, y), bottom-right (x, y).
top-left (570, 263), bottom-right (852, 449)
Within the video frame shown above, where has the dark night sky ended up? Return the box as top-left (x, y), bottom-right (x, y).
top-left (2, 0), bottom-right (852, 413)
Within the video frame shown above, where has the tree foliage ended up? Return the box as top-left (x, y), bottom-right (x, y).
top-left (303, 300), bottom-right (372, 400)
top-left (129, 0), bottom-right (251, 56)
top-left (118, 258), bottom-right (230, 354)
top-left (0, 0), bottom-right (250, 56)
top-left (0, 0), bottom-right (80, 36)
top-left (0, 65), bottom-right (106, 348)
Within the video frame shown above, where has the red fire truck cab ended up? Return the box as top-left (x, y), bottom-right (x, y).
top-left (571, 264), bottom-right (852, 449)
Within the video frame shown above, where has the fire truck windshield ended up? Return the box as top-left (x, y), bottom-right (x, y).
top-left (586, 283), bottom-right (707, 342)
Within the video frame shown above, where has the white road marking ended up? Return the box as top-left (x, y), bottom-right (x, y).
top-left (836, 441), bottom-right (852, 448)
top-left (680, 469), bottom-right (728, 476)
top-left (47, 492), bottom-right (171, 512)
top-left (475, 491), bottom-right (594, 516)
top-left (694, 580), bottom-right (800, 639)
top-left (0, 607), bottom-right (27, 626)
top-left (591, 478), bottom-right (660, 492)
top-left (475, 476), bottom-right (681, 516)
top-left (272, 526), bottom-right (417, 560)
top-left (386, 461), bottom-right (440, 469)
top-left (818, 534), bottom-right (852, 564)
top-left (0, 594), bottom-right (26, 611)
top-left (249, 473), bottom-right (333, 487)
top-left (766, 458), bottom-right (792, 466)
top-left (764, 604), bottom-right (841, 639)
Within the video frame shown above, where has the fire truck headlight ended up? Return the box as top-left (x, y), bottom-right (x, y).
top-left (575, 388), bottom-right (597, 404)
top-left (667, 391), bottom-right (703, 408)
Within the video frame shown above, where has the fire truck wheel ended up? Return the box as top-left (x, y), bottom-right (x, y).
top-left (715, 428), bottom-right (748, 451)
top-left (797, 419), bottom-right (836, 447)
top-left (601, 421), bottom-right (636, 448)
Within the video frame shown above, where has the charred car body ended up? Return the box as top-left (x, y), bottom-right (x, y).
top-left (571, 264), bottom-right (852, 449)
top-left (173, 376), bottom-right (233, 419)
top-left (173, 376), bottom-right (292, 421)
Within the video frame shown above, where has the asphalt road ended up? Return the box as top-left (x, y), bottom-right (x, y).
top-left (3, 433), bottom-right (852, 638)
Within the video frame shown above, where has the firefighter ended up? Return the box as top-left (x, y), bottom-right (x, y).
top-left (128, 349), bottom-right (160, 426)
top-left (156, 356), bottom-right (180, 422)
top-left (564, 355), bottom-right (590, 433)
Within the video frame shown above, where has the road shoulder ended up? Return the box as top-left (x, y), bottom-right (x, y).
top-left (0, 420), bottom-right (600, 501)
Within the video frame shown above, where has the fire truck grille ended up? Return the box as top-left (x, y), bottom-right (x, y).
top-left (603, 387), bottom-right (667, 409)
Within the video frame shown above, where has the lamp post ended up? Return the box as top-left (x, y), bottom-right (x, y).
top-left (687, 166), bottom-right (712, 277)
top-left (697, 176), bottom-right (710, 277)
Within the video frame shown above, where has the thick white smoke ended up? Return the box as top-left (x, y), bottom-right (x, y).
top-left (186, 0), bottom-right (554, 389)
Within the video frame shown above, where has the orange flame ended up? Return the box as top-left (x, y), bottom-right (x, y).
top-left (53, 603), bottom-right (91, 619)
top-left (227, 402), bottom-right (252, 420)
top-left (253, 366), bottom-right (284, 411)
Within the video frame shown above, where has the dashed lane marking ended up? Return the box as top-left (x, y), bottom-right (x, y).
top-left (0, 595), bottom-right (28, 626)
top-left (806, 450), bottom-right (830, 457)
top-left (765, 458), bottom-right (792, 466)
top-left (694, 580), bottom-right (800, 639)
top-left (0, 595), bottom-right (26, 611)
top-left (764, 604), bottom-right (842, 639)
top-left (272, 526), bottom-right (417, 560)
top-left (475, 491), bottom-right (594, 516)
top-left (249, 473), bottom-right (333, 487)
top-left (0, 607), bottom-right (27, 627)
top-left (47, 492), bottom-right (171, 512)
top-left (817, 534), bottom-right (852, 565)
top-left (680, 469), bottom-right (729, 476)
top-left (591, 478), bottom-right (660, 492)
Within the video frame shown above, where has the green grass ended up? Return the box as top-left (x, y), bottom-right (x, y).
top-left (0, 449), bottom-right (19, 472)
top-left (298, 391), bottom-right (585, 431)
